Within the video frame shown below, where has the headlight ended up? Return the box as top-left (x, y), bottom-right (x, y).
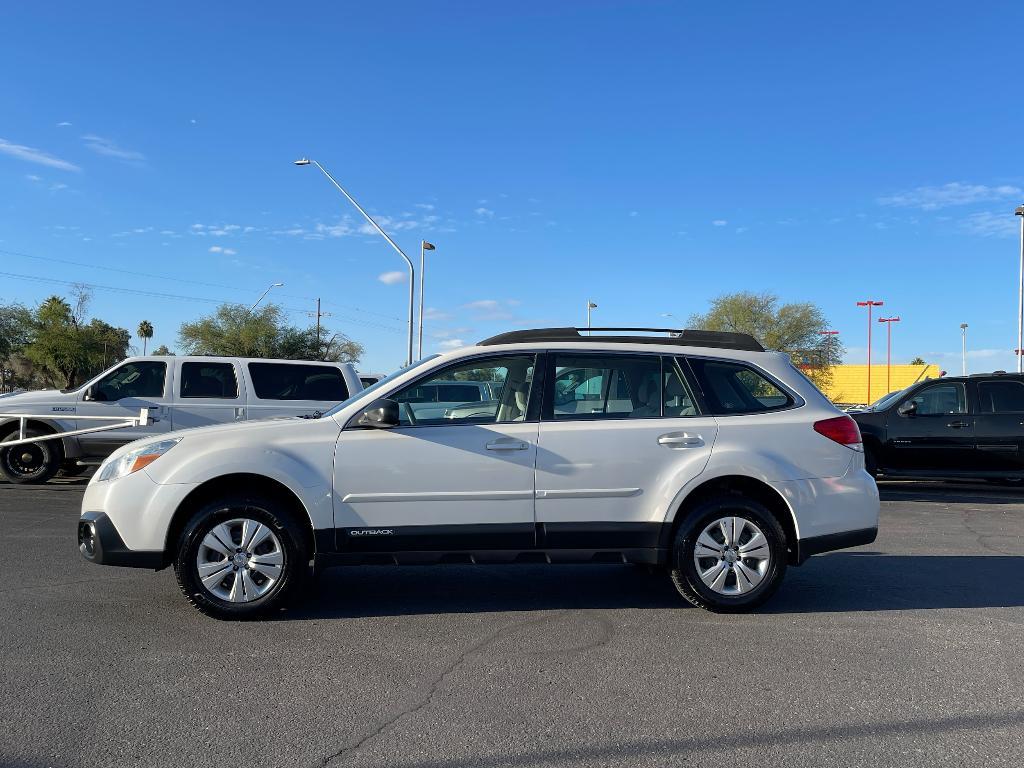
top-left (95, 438), bottom-right (182, 483)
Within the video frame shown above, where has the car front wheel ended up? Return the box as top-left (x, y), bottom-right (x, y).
top-left (670, 495), bottom-right (787, 612)
top-left (174, 495), bottom-right (308, 620)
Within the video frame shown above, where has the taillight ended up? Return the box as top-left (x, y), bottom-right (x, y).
top-left (813, 415), bottom-right (862, 447)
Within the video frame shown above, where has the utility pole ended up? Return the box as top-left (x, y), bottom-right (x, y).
top-left (310, 299), bottom-right (333, 360)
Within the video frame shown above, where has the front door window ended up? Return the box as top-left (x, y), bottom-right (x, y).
top-left (91, 361), bottom-right (166, 401)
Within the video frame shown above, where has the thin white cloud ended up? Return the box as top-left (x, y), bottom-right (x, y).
top-left (81, 134), bottom-right (145, 162)
top-left (25, 174), bottom-right (41, 182)
top-left (56, 121), bottom-right (72, 127)
top-left (439, 339), bottom-right (465, 349)
top-left (464, 299), bottom-right (500, 311)
top-left (423, 307), bottom-right (452, 321)
top-left (0, 137), bottom-right (80, 171)
top-left (878, 182), bottom-right (1022, 210)
top-left (474, 207), bottom-right (494, 218)
top-left (712, 219), bottom-right (728, 227)
top-left (207, 246), bottom-right (236, 254)
top-left (414, 203), bottom-right (435, 210)
top-left (961, 211), bottom-right (1019, 238)
top-left (378, 271), bottom-right (406, 285)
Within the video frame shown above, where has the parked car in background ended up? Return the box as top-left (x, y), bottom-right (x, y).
top-left (0, 356), bottom-right (362, 483)
top-left (76, 327), bottom-right (878, 619)
top-left (357, 372), bottom-right (386, 388)
top-left (851, 372), bottom-right (1024, 482)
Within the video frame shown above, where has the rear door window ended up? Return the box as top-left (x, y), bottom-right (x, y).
top-left (247, 363), bottom-right (349, 401)
top-left (180, 362), bottom-right (239, 399)
top-left (687, 358), bottom-right (793, 415)
top-left (978, 380), bottom-right (1024, 413)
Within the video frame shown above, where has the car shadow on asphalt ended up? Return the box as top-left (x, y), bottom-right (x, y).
top-left (280, 552), bottom-right (1024, 620)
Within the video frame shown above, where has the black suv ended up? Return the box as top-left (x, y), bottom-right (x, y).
top-left (851, 373), bottom-right (1024, 481)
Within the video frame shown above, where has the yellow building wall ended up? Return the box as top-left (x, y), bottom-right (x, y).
top-left (818, 364), bottom-right (941, 405)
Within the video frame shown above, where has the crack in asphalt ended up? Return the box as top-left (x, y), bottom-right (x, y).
top-left (317, 609), bottom-right (615, 767)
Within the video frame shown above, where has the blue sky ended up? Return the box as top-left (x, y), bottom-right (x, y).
top-left (2, 2), bottom-right (1023, 374)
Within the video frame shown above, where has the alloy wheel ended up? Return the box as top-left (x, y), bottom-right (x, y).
top-left (692, 516), bottom-right (771, 596)
top-left (195, 518), bottom-right (285, 603)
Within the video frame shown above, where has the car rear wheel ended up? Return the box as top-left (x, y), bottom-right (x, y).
top-left (0, 427), bottom-right (63, 484)
top-left (174, 495), bottom-right (308, 620)
top-left (669, 495), bottom-right (787, 612)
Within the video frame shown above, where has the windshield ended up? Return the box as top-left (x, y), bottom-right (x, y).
top-left (869, 388), bottom-right (907, 411)
top-left (321, 355), bottom-right (441, 418)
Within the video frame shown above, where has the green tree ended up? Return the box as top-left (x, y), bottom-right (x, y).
top-left (152, 344), bottom-right (174, 355)
top-left (910, 356), bottom-right (926, 366)
top-left (137, 320), bottom-right (154, 355)
top-left (0, 302), bottom-right (34, 389)
top-left (688, 291), bottom-right (842, 390)
top-left (21, 292), bottom-right (131, 388)
top-left (178, 303), bottom-right (363, 362)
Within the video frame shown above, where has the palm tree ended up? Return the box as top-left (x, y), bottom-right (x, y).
top-left (137, 320), bottom-right (154, 355)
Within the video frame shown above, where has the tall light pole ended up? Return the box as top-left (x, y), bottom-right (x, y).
top-left (417, 240), bottom-right (435, 360)
top-left (960, 322), bottom-right (969, 376)
top-left (249, 282), bottom-right (284, 313)
top-left (878, 317), bottom-right (900, 394)
top-left (294, 158), bottom-right (415, 366)
top-left (856, 300), bottom-right (884, 404)
top-left (587, 301), bottom-right (598, 331)
top-left (1016, 205), bottom-right (1024, 373)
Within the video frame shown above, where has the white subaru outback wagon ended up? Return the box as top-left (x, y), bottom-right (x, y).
top-left (78, 327), bottom-right (879, 618)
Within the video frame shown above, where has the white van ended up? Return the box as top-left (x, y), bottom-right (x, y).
top-left (0, 356), bottom-right (362, 483)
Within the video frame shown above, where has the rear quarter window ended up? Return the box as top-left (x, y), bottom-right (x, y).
top-left (247, 363), bottom-right (349, 401)
top-left (687, 358), bottom-right (794, 415)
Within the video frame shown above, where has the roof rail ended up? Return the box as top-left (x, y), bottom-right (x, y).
top-left (477, 327), bottom-right (765, 352)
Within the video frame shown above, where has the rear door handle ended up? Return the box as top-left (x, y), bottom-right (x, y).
top-left (486, 439), bottom-right (529, 451)
top-left (947, 421), bottom-right (970, 428)
top-left (658, 432), bottom-right (704, 448)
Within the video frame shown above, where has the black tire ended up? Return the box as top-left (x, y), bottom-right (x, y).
top-left (669, 494), bottom-right (788, 613)
top-left (174, 494), bottom-right (309, 620)
top-left (864, 445), bottom-right (879, 478)
top-left (0, 426), bottom-right (63, 484)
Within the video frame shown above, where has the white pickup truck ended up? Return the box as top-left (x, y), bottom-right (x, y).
top-left (0, 356), bottom-right (362, 483)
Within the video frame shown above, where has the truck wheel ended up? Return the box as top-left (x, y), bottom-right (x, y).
top-left (0, 427), bottom-right (63, 484)
top-left (174, 495), bottom-right (308, 620)
top-left (669, 495), bottom-right (787, 612)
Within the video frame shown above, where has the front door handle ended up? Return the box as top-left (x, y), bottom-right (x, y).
top-left (235, 407), bottom-right (246, 421)
top-left (658, 432), bottom-right (704, 448)
top-left (947, 420), bottom-right (970, 429)
top-left (486, 439), bottom-right (529, 451)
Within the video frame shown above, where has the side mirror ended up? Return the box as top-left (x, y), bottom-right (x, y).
top-left (84, 386), bottom-right (97, 402)
top-left (897, 400), bottom-right (917, 417)
top-left (355, 398), bottom-right (400, 429)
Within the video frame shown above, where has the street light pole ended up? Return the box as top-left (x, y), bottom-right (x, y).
top-left (1016, 205), bottom-right (1024, 373)
top-left (587, 301), bottom-right (598, 331)
top-left (856, 300), bottom-right (884, 404)
top-left (417, 240), bottom-right (435, 360)
top-left (878, 317), bottom-right (900, 394)
top-left (249, 282), bottom-right (284, 313)
top-left (960, 322), bottom-right (969, 376)
top-left (294, 158), bottom-right (416, 366)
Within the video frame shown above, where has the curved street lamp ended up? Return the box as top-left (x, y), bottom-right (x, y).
top-left (295, 158), bottom-right (415, 365)
top-left (249, 282), bottom-right (284, 313)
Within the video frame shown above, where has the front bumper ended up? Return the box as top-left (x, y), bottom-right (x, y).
top-left (78, 512), bottom-right (163, 568)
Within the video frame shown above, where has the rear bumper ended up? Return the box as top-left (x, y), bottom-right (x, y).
top-left (796, 526), bottom-right (877, 565)
top-left (78, 511), bottom-right (163, 569)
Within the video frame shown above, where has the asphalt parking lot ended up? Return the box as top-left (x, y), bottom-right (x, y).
top-left (1, 479), bottom-right (1022, 768)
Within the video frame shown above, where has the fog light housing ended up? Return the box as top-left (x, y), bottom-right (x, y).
top-left (78, 521), bottom-right (97, 560)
